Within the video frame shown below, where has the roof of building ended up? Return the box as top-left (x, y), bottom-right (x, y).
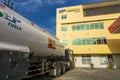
top-left (108, 16), bottom-right (120, 33)
top-left (83, 0), bottom-right (120, 9)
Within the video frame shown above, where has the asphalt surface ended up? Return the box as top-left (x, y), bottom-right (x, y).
top-left (26, 68), bottom-right (120, 80)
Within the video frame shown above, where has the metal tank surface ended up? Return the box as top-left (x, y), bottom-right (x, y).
top-left (0, 3), bottom-right (65, 57)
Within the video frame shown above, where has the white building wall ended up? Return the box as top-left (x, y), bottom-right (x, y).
top-left (75, 56), bottom-right (90, 68)
top-left (74, 55), bottom-right (108, 68)
top-left (92, 55), bottom-right (108, 68)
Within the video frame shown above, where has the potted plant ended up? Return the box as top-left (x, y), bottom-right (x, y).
top-left (90, 63), bottom-right (94, 69)
top-left (107, 63), bottom-right (114, 69)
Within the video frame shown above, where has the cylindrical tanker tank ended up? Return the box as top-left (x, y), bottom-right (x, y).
top-left (0, 3), bottom-right (65, 57)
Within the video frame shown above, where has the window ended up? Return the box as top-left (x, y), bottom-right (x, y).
top-left (81, 38), bottom-right (86, 45)
top-left (77, 25), bottom-right (80, 30)
top-left (95, 23), bottom-right (100, 29)
top-left (72, 39), bottom-right (76, 45)
top-left (62, 40), bottom-right (68, 46)
top-left (96, 38), bottom-right (102, 44)
top-left (100, 23), bottom-right (104, 29)
top-left (77, 38), bottom-right (81, 45)
top-left (61, 27), bottom-right (67, 32)
top-left (100, 55), bottom-right (108, 65)
top-left (72, 22), bottom-right (104, 31)
top-left (72, 37), bottom-right (107, 46)
top-left (84, 24), bottom-right (89, 30)
top-left (90, 24), bottom-right (94, 29)
top-left (91, 38), bottom-right (97, 45)
top-left (86, 38), bottom-right (91, 45)
top-left (72, 25), bottom-right (76, 31)
top-left (82, 55), bottom-right (91, 64)
top-left (80, 24), bottom-right (84, 30)
top-left (61, 15), bottom-right (67, 19)
top-left (102, 37), bottom-right (107, 44)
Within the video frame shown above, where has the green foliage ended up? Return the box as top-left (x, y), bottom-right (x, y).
top-left (90, 63), bottom-right (94, 69)
top-left (107, 63), bottom-right (114, 69)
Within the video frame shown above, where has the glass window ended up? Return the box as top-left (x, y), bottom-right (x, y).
top-left (100, 22), bottom-right (104, 29)
top-left (96, 38), bottom-right (102, 44)
top-left (100, 55), bottom-right (108, 65)
top-left (76, 38), bottom-right (81, 45)
top-left (82, 55), bottom-right (91, 64)
top-left (90, 23), bottom-right (94, 30)
top-left (95, 23), bottom-right (100, 29)
top-left (84, 24), bottom-right (89, 30)
top-left (80, 24), bottom-right (84, 30)
top-left (81, 38), bottom-right (86, 45)
top-left (62, 40), bottom-right (68, 46)
top-left (102, 37), bottom-right (107, 44)
top-left (61, 27), bottom-right (67, 32)
top-left (72, 37), bottom-right (107, 46)
top-left (72, 39), bottom-right (76, 45)
top-left (86, 38), bottom-right (91, 45)
top-left (72, 25), bottom-right (76, 31)
top-left (91, 38), bottom-right (97, 45)
top-left (61, 15), bottom-right (67, 19)
top-left (77, 25), bottom-right (80, 30)
top-left (71, 22), bottom-right (104, 32)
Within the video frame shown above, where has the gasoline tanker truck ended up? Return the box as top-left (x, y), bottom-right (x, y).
top-left (0, 2), bottom-right (74, 80)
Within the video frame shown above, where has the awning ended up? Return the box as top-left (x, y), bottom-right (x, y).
top-left (108, 16), bottom-right (120, 33)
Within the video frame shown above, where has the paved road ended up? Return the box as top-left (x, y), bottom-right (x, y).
top-left (26, 68), bottom-right (120, 80)
top-left (54, 68), bottom-right (120, 80)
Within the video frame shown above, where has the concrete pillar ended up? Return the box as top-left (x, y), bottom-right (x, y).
top-left (113, 54), bottom-right (120, 69)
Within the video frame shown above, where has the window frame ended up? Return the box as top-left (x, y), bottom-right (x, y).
top-left (99, 55), bottom-right (108, 65)
top-left (61, 26), bottom-right (67, 32)
top-left (82, 55), bottom-right (91, 65)
top-left (61, 14), bottom-right (67, 19)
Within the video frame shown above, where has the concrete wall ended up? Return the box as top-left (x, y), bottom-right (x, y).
top-left (113, 55), bottom-right (120, 69)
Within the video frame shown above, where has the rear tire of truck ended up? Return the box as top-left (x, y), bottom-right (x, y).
top-left (61, 65), bottom-right (66, 74)
top-left (56, 65), bottom-right (61, 77)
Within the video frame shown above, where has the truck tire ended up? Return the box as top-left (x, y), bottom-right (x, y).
top-left (61, 65), bottom-right (66, 74)
top-left (56, 64), bottom-right (61, 77)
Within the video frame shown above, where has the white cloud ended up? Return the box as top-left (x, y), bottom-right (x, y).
top-left (45, 0), bottom-right (68, 5)
top-left (15, 0), bottom-right (43, 12)
top-left (15, 0), bottom-right (68, 12)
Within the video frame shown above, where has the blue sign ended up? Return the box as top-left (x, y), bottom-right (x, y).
top-left (4, 12), bottom-right (21, 23)
top-left (59, 9), bottom-right (66, 13)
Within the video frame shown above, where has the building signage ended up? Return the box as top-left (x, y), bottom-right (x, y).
top-left (59, 8), bottom-right (80, 13)
top-left (66, 8), bottom-right (80, 12)
top-left (59, 9), bottom-right (66, 13)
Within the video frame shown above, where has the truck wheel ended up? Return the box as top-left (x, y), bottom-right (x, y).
top-left (56, 65), bottom-right (61, 76)
top-left (61, 65), bottom-right (66, 74)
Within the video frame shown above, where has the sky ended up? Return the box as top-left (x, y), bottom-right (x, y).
top-left (0, 0), bottom-right (106, 35)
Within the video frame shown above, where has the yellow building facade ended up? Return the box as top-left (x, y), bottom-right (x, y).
top-left (56, 1), bottom-right (120, 68)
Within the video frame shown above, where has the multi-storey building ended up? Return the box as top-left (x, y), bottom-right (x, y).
top-left (56, 0), bottom-right (120, 68)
